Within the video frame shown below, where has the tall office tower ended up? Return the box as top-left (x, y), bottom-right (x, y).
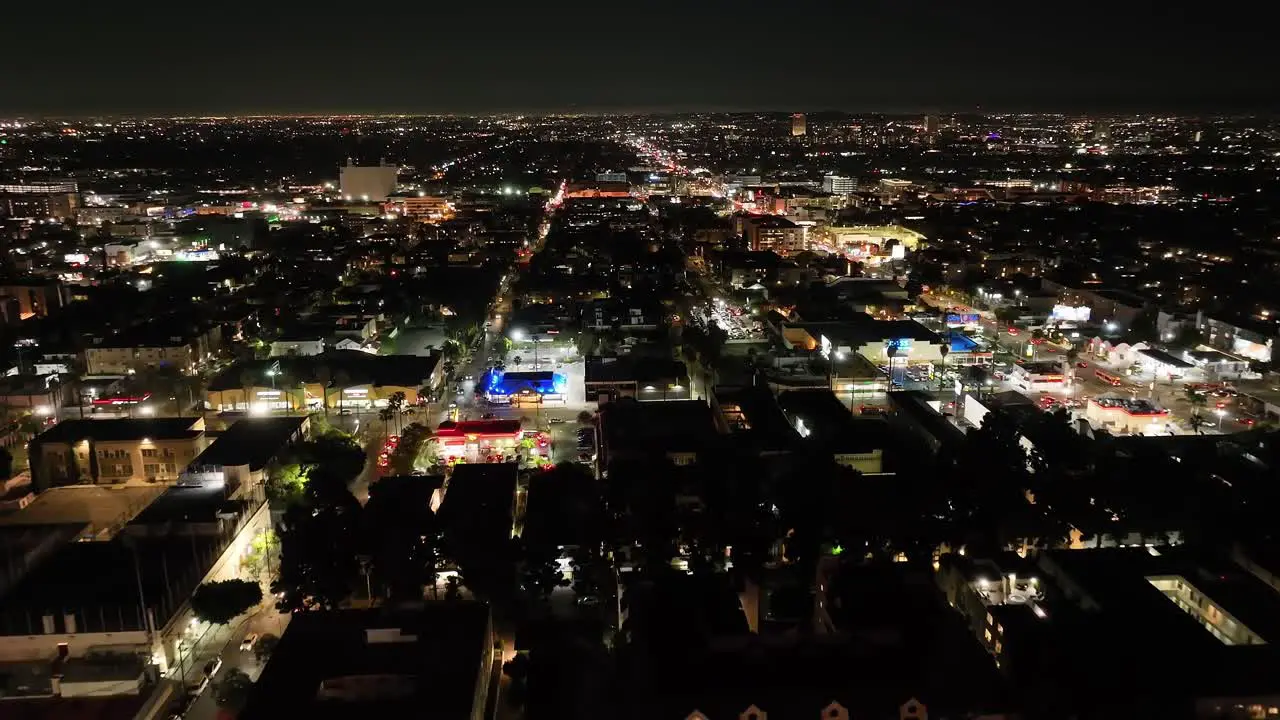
top-left (1091, 121), bottom-right (1111, 143)
top-left (924, 114), bottom-right (940, 135)
top-left (791, 113), bottom-right (806, 137)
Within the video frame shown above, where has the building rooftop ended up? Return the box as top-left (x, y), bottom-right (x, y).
top-left (33, 418), bottom-right (203, 444)
top-left (1137, 347), bottom-right (1194, 369)
top-left (127, 483), bottom-right (244, 526)
top-left (584, 356), bottom-right (688, 385)
top-left (438, 463), bottom-right (518, 543)
top-left (188, 416), bottom-right (307, 472)
top-left (776, 389), bottom-right (889, 455)
top-left (600, 399), bottom-right (719, 458)
top-left (434, 419), bottom-right (522, 438)
top-left (240, 603), bottom-right (491, 720)
top-left (1091, 396), bottom-right (1167, 415)
top-left (0, 532), bottom-right (222, 638)
top-left (0, 485), bottom-right (166, 538)
top-left (714, 385), bottom-right (801, 452)
top-left (207, 350), bottom-right (438, 391)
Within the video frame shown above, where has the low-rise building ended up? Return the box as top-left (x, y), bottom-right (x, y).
top-left (182, 416), bottom-right (309, 495)
top-left (240, 603), bottom-right (494, 720)
top-left (1085, 396), bottom-right (1172, 435)
top-left (775, 389), bottom-right (888, 474)
top-left (584, 356), bottom-right (691, 406)
top-left (84, 323), bottom-right (222, 375)
top-left (205, 351), bottom-right (443, 412)
top-left (1009, 361), bottom-right (1067, 392)
top-left (30, 418), bottom-right (207, 489)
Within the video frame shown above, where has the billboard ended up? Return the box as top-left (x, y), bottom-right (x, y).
top-left (1050, 304), bottom-right (1092, 323)
top-left (945, 313), bottom-right (980, 326)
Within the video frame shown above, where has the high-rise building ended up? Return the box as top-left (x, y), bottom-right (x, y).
top-left (924, 115), bottom-right (940, 135)
top-left (822, 175), bottom-right (857, 194)
top-left (1091, 121), bottom-right (1111, 143)
top-left (339, 159), bottom-right (399, 202)
top-left (791, 113), bottom-right (806, 137)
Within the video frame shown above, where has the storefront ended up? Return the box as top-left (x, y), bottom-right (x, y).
top-left (432, 420), bottom-right (523, 463)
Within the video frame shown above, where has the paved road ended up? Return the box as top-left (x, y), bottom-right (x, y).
top-left (181, 603), bottom-right (290, 720)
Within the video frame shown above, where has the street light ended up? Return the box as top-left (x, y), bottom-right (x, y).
top-left (1216, 407), bottom-right (1227, 430)
top-left (509, 328), bottom-right (525, 342)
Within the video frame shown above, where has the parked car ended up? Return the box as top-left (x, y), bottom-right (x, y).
top-left (239, 633), bottom-right (258, 652)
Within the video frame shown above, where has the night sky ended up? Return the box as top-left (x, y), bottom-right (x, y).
top-left (1, 1), bottom-right (1274, 115)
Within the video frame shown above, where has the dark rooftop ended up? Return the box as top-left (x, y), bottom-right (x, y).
top-left (776, 389), bottom-right (889, 455)
top-left (207, 351), bottom-right (438, 392)
top-left (437, 463), bottom-right (517, 543)
top-left (189, 416), bottom-right (307, 472)
top-left (600, 399), bottom-right (719, 458)
top-left (585, 356), bottom-right (688, 384)
top-left (34, 418), bottom-right (203, 444)
top-left (240, 603), bottom-right (491, 720)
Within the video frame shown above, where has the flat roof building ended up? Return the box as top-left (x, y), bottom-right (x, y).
top-left (241, 603), bottom-right (494, 720)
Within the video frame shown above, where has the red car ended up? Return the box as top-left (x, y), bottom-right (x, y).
top-left (1076, 362), bottom-right (1089, 368)
top-left (1007, 327), bottom-right (1019, 335)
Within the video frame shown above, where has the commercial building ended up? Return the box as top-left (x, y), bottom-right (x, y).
top-left (480, 369), bottom-right (566, 406)
top-left (392, 194), bottom-right (452, 220)
top-left (740, 215), bottom-right (805, 255)
top-left (431, 419), bottom-right (523, 463)
top-left (791, 113), bottom-right (806, 136)
top-left (1009, 361), bottom-right (1066, 392)
top-left (30, 418), bottom-right (208, 489)
top-left (1085, 396), bottom-right (1172, 435)
top-left (584, 357), bottom-right (691, 405)
top-left (784, 316), bottom-right (947, 371)
top-left (1196, 310), bottom-right (1277, 363)
top-left (0, 192), bottom-right (77, 219)
top-left (599, 399), bottom-right (719, 469)
top-left (339, 159), bottom-right (399, 202)
top-left (822, 175), bottom-right (857, 194)
top-left (240, 603), bottom-right (494, 720)
top-left (205, 351), bottom-right (443, 412)
top-left (268, 337), bottom-right (325, 358)
top-left (821, 224), bottom-right (924, 264)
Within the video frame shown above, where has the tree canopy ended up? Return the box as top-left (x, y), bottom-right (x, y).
top-left (190, 579), bottom-right (263, 625)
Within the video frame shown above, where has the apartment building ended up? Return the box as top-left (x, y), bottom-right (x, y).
top-left (31, 418), bottom-right (208, 489)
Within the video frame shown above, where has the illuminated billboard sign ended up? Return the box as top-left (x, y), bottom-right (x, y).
top-left (945, 313), bottom-right (980, 326)
top-left (1051, 304), bottom-right (1092, 322)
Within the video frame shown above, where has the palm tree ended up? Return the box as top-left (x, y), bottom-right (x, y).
top-left (1185, 388), bottom-right (1208, 413)
top-left (378, 408), bottom-right (394, 439)
top-left (314, 365), bottom-right (333, 416)
top-left (387, 391), bottom-right (407, 435)
top-left (238, 369), bottom-right (258, 413)
top-left (1189, 412), bottom-right (1207, 435)
top-left (937, 343), bottom-right (950, 391)
top-left (334, 369), bottom-right (351, 415)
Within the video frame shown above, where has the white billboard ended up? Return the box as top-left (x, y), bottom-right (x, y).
top-left (1051, 304), bottom-right (1092, 323)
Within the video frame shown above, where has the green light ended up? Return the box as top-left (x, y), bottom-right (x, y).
top-left (831, 544), bottom-right (844, 556)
